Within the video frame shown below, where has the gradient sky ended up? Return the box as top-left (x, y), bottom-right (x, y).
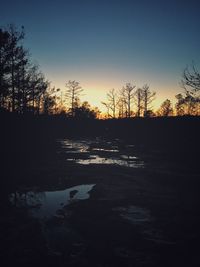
top-left (1, 0), bottom-right (200, 111)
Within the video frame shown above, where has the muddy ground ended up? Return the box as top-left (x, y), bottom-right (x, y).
top-left (1, 137), bottom-right (200, 267)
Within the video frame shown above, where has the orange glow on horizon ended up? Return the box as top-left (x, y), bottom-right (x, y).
top-left (45, 67), bottom-right (180, 114)
top-left (55, 82), bottom-right (179, 114)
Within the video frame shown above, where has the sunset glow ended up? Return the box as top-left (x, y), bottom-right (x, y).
top-left (1, 0), bottom-right (199, 114)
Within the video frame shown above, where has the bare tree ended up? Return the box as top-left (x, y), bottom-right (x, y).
top-left (178, 64), bottom-right (200, 115)
top-left (65, 80), bottom-right (83, 117)
top-left (122, 83), bottom-right (136, 118)
top-left (142, 84), bottom-right (156, 117)
top-left (117, 96), bottom-right (125, 118)
top-left (101, 101), bottom-right (111, 118)
top-left (134, 88), bottom-right (143, 117)
top-left (106, 88), bottom-right (117, 118)
top-left (181, 64), bottom-right (200, 94)
top-left (117, 87), bottom-right (127, 118)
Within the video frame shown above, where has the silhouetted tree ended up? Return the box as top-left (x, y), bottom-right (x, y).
top-left (142, 84), bottom-right (156, 117)
top-left (42, 86), bottom-right (60, 115)
top-left (121, 83), bottom-right (136, 118)
top-left (145, 109), bottom-right (155, 117)
top-left (117, 87), bottom-right (127, 118)
top-left (181, 64), bottom-right (200, 94)
top-left (74, 101), bottom-right (100, 119)
top-left (7, 24), bottom-right (25, 112)
top-left (23, 64), bottom-right (49, 114)
top-left (175, 92), bottom-right (200, 116)
top-left (93, 106), bottom-right (101, 119)
top-left (158, 99), bottom-right (173, 116)
top-left (101, 101), bottom-right (111, 118)
top-left (117, 96), bottom-right (125, 118)
top-left (0, 29), bottom-right (10, 109)
top-left (177, 63), bottom-right (200, 116)
top-left (56, 90), bottom-right (66, 114)
top-left (107, 88), bottom-right (117, 118)
top-left (65, 80), bottom-right (83, 117)
top-left (134, 88), bottom-right (143, 117)
top-left (14, 46), bottom-right (29, 113)
top-left (175, 94), bottom-right (185, 116)
top-left (0, 24), bottom-right (50, 114)
top-left (102, 88), bottom-right (117, 118)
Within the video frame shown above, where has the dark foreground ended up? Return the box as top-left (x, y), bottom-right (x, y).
top-left (0, 114), bottom-right (200, 267)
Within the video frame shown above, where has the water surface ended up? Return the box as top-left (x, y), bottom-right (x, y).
top-left (10, 184), bottom-right (95, 219)
top-left (61, 139), bottom-right (144, 168)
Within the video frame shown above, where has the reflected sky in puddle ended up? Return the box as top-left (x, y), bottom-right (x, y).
top-left (73, 155), bottom-right (144, 168)
top-left (10, 184), bottom-right (95, 219)
top-left (92, 148), bottom-right (119, 153)
top-left (120, 155), bottom-right (138, 160)
top-left (61, 139), bottom-right (144, 168)
top-left (60, 139), bottom-right (89, 153)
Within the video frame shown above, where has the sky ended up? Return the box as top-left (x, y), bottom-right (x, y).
top-left (1, 0), bottom-right (200, 112)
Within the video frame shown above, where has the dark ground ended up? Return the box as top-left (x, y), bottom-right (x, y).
top-left (0, 112), bottom-right (200, 267)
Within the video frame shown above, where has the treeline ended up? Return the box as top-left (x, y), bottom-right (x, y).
top-left (102, 84), bottom-right (156, 118)
top-left (102, 73), bottom-right (200, 118)
top-left (1, 24), bottom-right (200, 119)
top-left (0, 24), bottom-right (60, 115)
top-left (0, 24), bottom-right (100, 118)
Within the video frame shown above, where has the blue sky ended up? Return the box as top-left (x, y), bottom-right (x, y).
top-left (1, 0), bottom-right (200, 110)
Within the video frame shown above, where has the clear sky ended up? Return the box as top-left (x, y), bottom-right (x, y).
top-left (1, 0), bottom-right (200, 111)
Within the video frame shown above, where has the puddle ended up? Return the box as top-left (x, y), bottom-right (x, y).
top-left (92, 148), bottom-right (119, 153)
top-left (10, 184), bottom-right (95, 219)
top-left (120, 155), bottom-right (138, 160)
top-left (60, 139), bottom-right (89, 153)
top-left (60, 138), bottom-right (144, 168)
top-left (74, 155), bottom-right (144, 168)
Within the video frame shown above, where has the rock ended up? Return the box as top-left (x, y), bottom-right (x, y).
top-left (70, 190), bottom-right (78, 199)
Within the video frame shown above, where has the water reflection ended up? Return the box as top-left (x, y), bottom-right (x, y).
top-left (61, 139), bottom-right (144, 168)
top-left (92, 148), bottom-right (119, 153)
top-left (10, 184), bottom-right (95, 219)
top-left (74, 155), bottom-right (144, 168)
top-left (120, 155), bottom-right (138, 160)
top-left (60, 139), bottom-right (90, 153)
